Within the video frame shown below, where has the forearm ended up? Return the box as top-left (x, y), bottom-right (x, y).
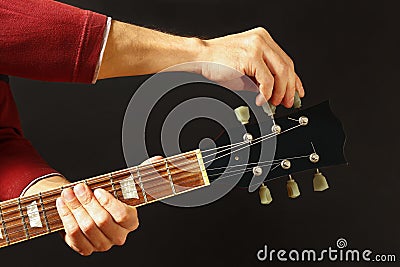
top-left (98, 20), bottom-right (206, 79)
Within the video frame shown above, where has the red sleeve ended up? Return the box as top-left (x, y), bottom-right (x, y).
top-left (0, 0), bottom-right (107, 83)
top-left (0, 78), bottom-right (58, 201)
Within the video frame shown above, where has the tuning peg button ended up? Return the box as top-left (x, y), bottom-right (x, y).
top-left (287, 175), bottom-right (301, 198)
top-left (243, 133), bottom-right (253, 143)
top-left (313, 169), bottom-right (329, 191)
top-left (262, 102), bottom-right (276, 116)
top-left (271, 124), bottom-right (281, 134)
top-left (234, 106), bottom-right (250, 124)
top-left (259, 183), bottom-right (273, 204)
top-left (281, 159), bottom-right (291, 170)
top-left (309, 153), bottom-right (319, 163)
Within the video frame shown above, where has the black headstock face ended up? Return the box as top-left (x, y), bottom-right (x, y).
top-left (204, 101), bottom-right (347, 191)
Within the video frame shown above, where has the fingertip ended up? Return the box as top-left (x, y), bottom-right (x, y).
top-left (255, 93), bottom-right (267, 106)
top-left (299, 86), bottom-right (305, 97)
top-left (295, 76), bottom-right (305, 97)
top-left (56, 197), bottom-right (65, 208)
top-left (94, 188), bottom-right (106, 202)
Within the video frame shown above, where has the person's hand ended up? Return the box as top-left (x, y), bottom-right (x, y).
top-left (55, 183), bottom-right (136, 255)
top-left (55, 156), bottom-right (162, 256)
top-left (199, 27), bottom-right (305, 107)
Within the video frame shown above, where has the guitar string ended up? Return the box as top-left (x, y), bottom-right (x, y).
top-left (1, 151), bottom-right (311, 235)
top-left (0, 138), bottom-right (310, 222)
top-left (201, 131), bottom-right (277, 158)
top-left (0, 122), bottom-right (305, 237)
top-left (0, 151), bottom-right (198, 209)
top-left (5, 119), bottom-right (300, 209)
top-left (204, 124), bottom-right (301, 165)
top-left (0, 123), bottom-right (304, 223)
top-left (0, 122), bottom-right (290, 211)
top-left (0, 163), bottom-right (277, 238)
top-left (195, 116), bottom-right (302, 154)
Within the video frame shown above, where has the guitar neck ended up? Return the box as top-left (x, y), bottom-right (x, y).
top-left (0, 149), bottom-right (209, 248)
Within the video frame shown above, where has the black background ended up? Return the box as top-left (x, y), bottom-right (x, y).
top-left (1, 0), bottom-right (399, 266)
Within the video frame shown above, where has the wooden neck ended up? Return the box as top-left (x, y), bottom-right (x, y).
top-left (0, 149), bottom-right (209, 248)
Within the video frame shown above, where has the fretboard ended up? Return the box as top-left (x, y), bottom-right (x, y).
top-left (0, 149), bottom-right (209, 248)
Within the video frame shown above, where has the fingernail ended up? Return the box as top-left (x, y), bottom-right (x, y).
top-left (74, 183), bottom-right (86, 197)
top-left (62, 188), bottom-right (75, 202)
top-left (94, 189), bottom-right (105, 203)
top-left (255, 93), bottom-right (266, 106)
top-left (56, 197), bottom-right (65, 208)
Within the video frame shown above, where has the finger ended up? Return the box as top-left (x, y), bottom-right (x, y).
top-left (61, 187), bottom-right (112, 251)
top-left (253, 61), bottom-right (274, 106)
top-left (94, 188), bottom-right (139, 231)
top-left (262, 50), bottom-right (288, 106)
top-left (295, 74), bottom-right (305, 97)
top-left (73, 183), bottom-right (128, 245)
top-left (56, 198), bottom-right (94, 256)
top-left (282, 71), bottom-right (296, 108)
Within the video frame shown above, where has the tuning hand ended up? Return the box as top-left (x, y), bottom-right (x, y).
top-left (198, 27), bottom-right (305, 108)
top-left (98, 22), bottom-right (303, 108)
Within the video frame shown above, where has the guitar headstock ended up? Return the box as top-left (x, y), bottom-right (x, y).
top-left (203, 100), bottom-right (347, 204)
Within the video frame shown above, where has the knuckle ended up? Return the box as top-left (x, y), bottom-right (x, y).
top-left (276, 61), bottom-right (289, 75)
top-left (117, 213), bottom-right (130, 225)
top-left (81, 219), bottom-right (96, 233)
top-left (67, 225), bottom-right (81, 237)
top-left (115, 208), bottom-right (131, 224)
top-left (95, 243), bottom-right (112, 252)
top-left (254, 27), bottom-right (268, 36)
top-left (250, 34), bottom-right (263, 46)
top-left (99, 192), bottom-right (112, 207)
top-left (288, 58), bottom-right (294, 69)
top-left (79, 192), bottom-right (93, 206)
top-left (129, 218), bottom-right (139, 231)
top-left (114, 235), bottom-right (127, 246)
top-left (78, 248), bottom-right (92, 256)
top-left (96, 213), bottom-right (111, 228)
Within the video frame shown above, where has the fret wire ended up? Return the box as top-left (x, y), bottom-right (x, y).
top-left (4, 168), bottom-right (207, 237)
top-left (39, 192), bottom-right (51, 233)
top-left (164, 159), bottom-right (176, 195)
top-left (4, 176), bottom-right (207, 238)
top-left (109, 174), bottom-right (119, 200)
top-left (17, 198), bottom-right (30, 239)
top-left (0, 151), bottom-right (198, 211)
top-left (136, 166), bottom-right (147, 203)
top-left (0, 150), bottom-right (207, 243)
top-left (1, 162), bottom-right (203, 224)
top-left (0, 205), bottom-right (10, 245)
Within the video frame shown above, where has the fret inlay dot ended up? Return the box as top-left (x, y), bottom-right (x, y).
top-left (27, 201), bottom-right (43, 228)
top-left (120, 175), bottom-right (139, 199)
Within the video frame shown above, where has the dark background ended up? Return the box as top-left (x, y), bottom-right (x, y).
top-left (1, 0), bottom-right (399, 266)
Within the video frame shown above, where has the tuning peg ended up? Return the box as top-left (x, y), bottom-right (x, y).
top-left (259, 183), bottom-right (273, 205)
top-left (262, 102), bottom-right (276, 116)
top-left (287, 175), bottom-right (301, 198)
top-left (313, 169), bottom-right (329, 192)
top-left (234, 106), bottom-right (250, 124)
top-left (293, 91), bottom-right (302, 109)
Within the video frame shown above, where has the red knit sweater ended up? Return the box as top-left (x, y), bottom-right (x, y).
top-left (0, 0), bottom-right (107, 200)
